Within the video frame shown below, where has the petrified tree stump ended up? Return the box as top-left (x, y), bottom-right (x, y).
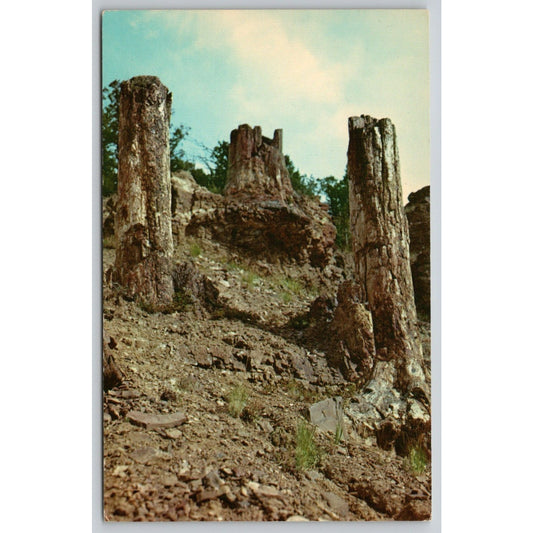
top-left (114, 76), bottom-right (174, 311)
top-left (347, 115), bottom-right (426, 394)
top-left (225, 124), bottom-right (294, 202)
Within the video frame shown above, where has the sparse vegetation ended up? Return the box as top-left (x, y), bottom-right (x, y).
top-left (334, 420), bottom-right (344, 445)
top-left (284, 379), bottom-right (324, 403)
top-left (241, 398), bottom-right (261, 424)
top-left (281, 291), bottom-right (292, 304)
top-left (241, 269), bottom-right (260, 289)
top-left (189, 242), bottom-right (202, 257)
top-left (295, 421), bottom-right (321, 471)
top-left (227, 384), bottom-right (249, 418)
top-left (404, 444), bottom-right (428, 475)
top-left (103, 236), bottom-right (116, 249)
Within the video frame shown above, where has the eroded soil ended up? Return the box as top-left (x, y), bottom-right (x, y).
top-left (102, 239), bottom-right (431, 522)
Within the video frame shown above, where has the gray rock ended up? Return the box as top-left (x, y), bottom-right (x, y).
top-left (126, 410), bottom-right (187, 430)
top-left (307, 397), bottom-right (345, 436)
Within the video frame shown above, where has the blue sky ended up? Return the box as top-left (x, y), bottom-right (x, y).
top-left (102, 9), bottom-right (429, 198)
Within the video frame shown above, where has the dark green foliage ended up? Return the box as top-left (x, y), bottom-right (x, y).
top-left (207, 140), bottom-right (229, 193)
top-left (320, 170), bottom-right (350, 249)
top-left (169, 124), bottom-right (190, 172)
top-left (284, 155), bottom-right (319, 197)
top-left (101, 80), bottom-right (120, 196)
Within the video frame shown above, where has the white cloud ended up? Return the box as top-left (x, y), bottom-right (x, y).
top-left (191, 10), bottom-right (353, 105)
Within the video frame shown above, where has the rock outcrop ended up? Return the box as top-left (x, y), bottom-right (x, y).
top-left (346, 115), bottom-right (427, 396)
top-left (405, 186), bottom-right (430, 320)
top-left (114, 76), bottom-right (175, 311)
top-left (172, 125), bottom-right (337, 268)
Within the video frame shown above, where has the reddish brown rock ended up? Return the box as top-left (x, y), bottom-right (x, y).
top-left (114, 76), bottom-right (174, 311)
top-left (103, 332), bottom-right (123, 391)
top-left (347, 115), bottom-right (427, 395)
top-left (405, 185), bottom-right (431, 320)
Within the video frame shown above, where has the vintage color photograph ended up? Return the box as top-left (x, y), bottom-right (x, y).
top-left (102, 9), bottom-right (431, 521)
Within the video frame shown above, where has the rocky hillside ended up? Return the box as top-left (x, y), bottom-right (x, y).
top-left (102, 77), bottom-right (431, 523)
top-left (102, 185), bottom-right (431, 522)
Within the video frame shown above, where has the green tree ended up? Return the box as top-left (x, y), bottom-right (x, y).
top-left (101, 80), bottom-right (121, 196)
top-left (207, 140), bottom-right (229, 193)
top-left (169, 124), bottom-right (190, 173)
top-left (320, 170), bottom-right (350, 249)
top-left (284, 155), bottom-right (319, 197)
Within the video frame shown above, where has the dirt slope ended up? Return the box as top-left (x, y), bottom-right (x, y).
top-left (102, 238), bottom-right (431, 521)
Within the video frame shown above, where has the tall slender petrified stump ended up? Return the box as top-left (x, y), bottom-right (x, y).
top-left (114, 76), bottom-right (174, 310)
top-left (347, 115), bottom-right (426, 394)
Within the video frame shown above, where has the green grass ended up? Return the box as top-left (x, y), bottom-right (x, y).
top-left (404, 444), bottom-right (428, 475)
top-left (295, 421), bottom-right (321, 471)
top-left (333, 421), bottom-right (344, 445)
top-left (241, 270), bottom-right (260, 289)
top-left (103, 236), bottom-right (116, 249)
top-left (189, 242), bottom-right (202, 257)
top-left (227, 384), bottom-right (249, 418)
top-left (226, 260), bottom-right (241, 271)
top-left (281, 291), bottom-right (292, 304)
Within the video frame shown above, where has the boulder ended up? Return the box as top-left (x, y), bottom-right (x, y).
top-left (405, 185), bottom-right (431, 320)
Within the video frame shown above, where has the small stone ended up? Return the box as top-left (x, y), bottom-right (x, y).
top-left (204, 469), bottom-right (223, 490)
top-left (160, 473), bottom-right (179, 487)
top-left (287, 515), bottom-right (309, 522)
top-left (196, 488), bottom-right (225, 503)
top-left (322, 491), bottom-right (350, 517)
top-left (164, 428), bottom-right (182, 439)
top-left (130, 447), bottom-right (158, 464)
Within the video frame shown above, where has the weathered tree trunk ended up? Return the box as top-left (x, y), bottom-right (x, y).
top-left (225, 124), bottom-right (293, 202)
top-left (347, 115), bottom-right (426, 395)
top-left (114, 76), bottom-right (174, 311)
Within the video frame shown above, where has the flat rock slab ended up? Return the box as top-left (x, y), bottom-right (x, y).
top-left (126, 410), bottom-right (187, 430)
top-left (307, 397), bottom-right (344, 435)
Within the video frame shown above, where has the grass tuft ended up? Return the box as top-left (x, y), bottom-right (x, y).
top-left (189, 242), bottom-right (202, 257)
top-left (295, 421), bottom-right (321, 471)
top-left (404, 444), bottom-right (428, 475)
top-left (227, 384), bottom-right (249, 418)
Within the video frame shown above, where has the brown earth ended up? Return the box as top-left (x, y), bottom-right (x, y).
top-left (102, 236), bottom-right (431, 522)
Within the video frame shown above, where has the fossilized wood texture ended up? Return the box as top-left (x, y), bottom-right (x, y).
top-left (405, 186), bottom-right (430, 320)
top-left (347, 115), bottom-right (426, 394)
top-left (225, 124), bottom-right (294, 202)
top-left (329, 281), bottom-right (376, 386)
top-left (114, 76), bottom-right (174, 310)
